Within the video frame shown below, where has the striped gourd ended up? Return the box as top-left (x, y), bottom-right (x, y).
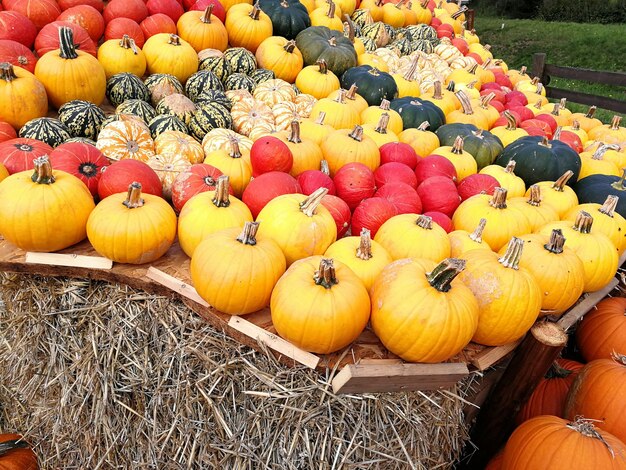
top-left (198, 53), bottom-right (231, 83)
top-left (148, 114), bottom-right (188, 139)
top-left (19, 117), bottom-right (71, 147)
top-left (250, 68), bottom-right (276, 85)
top-left (189, 102), bottom-right (233, 141)
top-left (194, 89), bottom-right (232, 109)
top-left (155, 94), bottom-right (197, 125)
top-left (185, 70), bottom-right (223, 102)
top-left (58, 100), bottom-right (106, 140)
top-left (224, 73), bottom-right (256, 93)
top-left (223, 47), bottom-right (257, 75)
top-left (106, 73), bottom-right (150, 107)
top-left (144, 73), bottom-right (184, 107)
top-left (116, 99), bottom-right (157, 123)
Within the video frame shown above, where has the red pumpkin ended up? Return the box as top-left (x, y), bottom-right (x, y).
top-left (516, 358), bottom-right (584, 425)
top-left (297, 169), bottom-right (336, 196)
top-left (520, 118), bottom-right (552, 138)
top-left (417, 176), bottom-right (461, 217)
top-left (189, 0), bottom-right (226, 23)
top-left (98, 159), bottom-right (162, 199)
top-left (0, 39), bottom-right (37, 73)
top-left (58, 0), bottom-right (104, 12)
top-left (35, 21), bottom-right (96, 57)
top-left (242, 171), bottom-right (302, 219)
top-left (351, 197), bottom-right (397, 238)
top-left (456, 173), bottom-right (499, 201)
top-left (577, 297), bottom-right (626, 362)
top-left (451, 36), bottom-right (469, 55)
top-left (57, 5), bottom-right (105, 42)
top-left (379, 141), bottom-right (419, 169)
top-left (523, 125), bottom-right (548, 137)
top-left (493, 110), bottom-right (521, 128)
top-left (493, 72), bottom-right (513, 89)
top-left (321, 194), bottom-right (351, 238)
top-left (374, 162), bottom-right (418, 189)
top-left (535, 113), bottom-right (559, 133)
top-left (414, 155), bottom-right (457, 186)
top-left (171, 163), bottom-right (229, 213)
top-left (508, 105), bottom-right (535, 123)
top-left (104, 18), bottom-right (145, 47)
top-left (333, 162), bottom-right (376, 211)
top-left (9, 0), bottom-right (61, 30)
top-left (482, 87), bottom-right (506, 104)
top-left (103, 0), bottom-right (149, 24)
top-left (505, 90), bottom-right (528, 106)
top-left (146, 0), bottom-right (184, 23)
top-left (0, 433), bottom-right (39, 470)
top-left (0, 121), bottom-right (17, 143)
top-left (49, 142), bottom-right (108, 197)
top-left (250, 136), bottom-right (293, 176)
top-left (423, 211), bottom-right (454, 233)
top-left (555, 128), bottom-right (583, 153)
top-left (0, 138), bottom-right (52, 174)
top-left (0, 11), bottom-right (37, 48)
top-left (140, 13), bottom-right (177, 39)
top-left (376, 182), bottom-right (422, 215)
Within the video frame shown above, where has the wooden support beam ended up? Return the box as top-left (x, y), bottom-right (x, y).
top-left (464, 322), bottom-right (567, 469)
top-left (145, 267), bottom-right (209, 307)
top-left (470, 340), bottom-right (522, 371)
top-left (557, 277), bottom-right (619, 331)
top-left (332, 362), bottom-right (469, 394)
top-left (25, 252), bottom-right (113, 270)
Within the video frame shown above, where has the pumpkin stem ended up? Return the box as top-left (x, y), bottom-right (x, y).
top-left (320, 160), bottom-right (330, 175)
top-left (546, 359), bottom-right (574, 379)
top-left (504, 160), bottom-right (517, 174)
top-left (123, 182), bottom-right (145, 208)
top-left (379, 99), bottom-right (391, 111)
top-left (325, 0), bottom-right (336, 18)
top-left (426, 258), bottom-right (466, 293)
top-left (567, 417), bottom-right (616, 457)
top-left (503, 110), bottom-right (518, 131)
top-left (288, 120), bottom-right (302, 144)
top-left (538, 136), bottom-right (552, 148)
top-left (446, 81), bottom-right (456, 93)
top-left (415, 214), bottom-right (433, 230)
top-left (119, 35), bottom-right (139, 54)
top-left (283, 40), bottom-right (297, 53)
top-left (249, 2), bottom-right (263, 20)
top-left (300, 187), bottom-right (328, 217)
top-left (236, 221), bottom-right (259, 246)
top-left (551, 103), bottom-right (561, 117)
top-left (455, 90), bottom-right (474, 115)
top-left (572, 210), bottom-right (594, 234)
top-left (552, 170), bottom-right (574, 191)
top-left (610, 115), bottom-right (621, 131)
top-left (314, 258), bottom-right (338, 289)
top-left (345, 83), bottom-right (359, 101)
top-left (559, 98), bottom-right (568, 110)
top-left (468, 218), bottom-right (487, 243)
top-left (611, 168), bottom-right (626, 191)
top-left (348, 125), bottom-right (364, 142)
top-left (227, 138), bottom-right (242, 159)
top-left (526, 184), bottom-right (542, 207)
top-left (374, 113), bottom-right (390, 134)
top-left (333, 88), bottom-right (347, 104)
top-left (571, 120), bottom-right (581, 131)
top-left (535, 82), bottom-right (543, 95)
top-left (480, 92), bottom-right (495, 109)
top-left (611, 352), bottom-right (626, 366)
top-left (58, 27), bottom-right (78, 60)
top-left (168, 34), bottom-right (182, 46)
top-left (489, 187), bottom-right (508, 209)
top-left (314, 111), bottom-right (327, 125)
top-left (451, 5), bottom-right (467, 19)
top-left (0, 62), bottom-right (17, 82)
top-left (599, 195), bottom-right (619, 217)
top-left (403, 55), bottom-right (419, 81)
top-left (417, 121), bottom-right (430, 131)
top-left (544, 228), bottom-right (566, 254)
top-left (316, 59), bottom-right (329, 75)
top-left (585, 106), bottom-right (597, 119)
top-left (356, 228), bottom-right (373, 260)
top-left (432, 80), bottom-right (443, 100)
top-left (31, 156), bottom-right (56, 185)
top-left (201, 5), bottom-right (214, 22)
top-left (451, 135), bottom-right (465, 154)
top-left (343, 15), bottom-right (356, 42)
top-left (212, 175), bottom-right (231, 208)
top-left (498, 237), bottom-right (524, 270)
top-left (328, 36), bottom-right (337, 47)
top-left (0, 439), bottom-right (30, 456)
top-left (533, 99), bottom-right (543, 110)
top-left (591, 144), bottom-right (614, 160)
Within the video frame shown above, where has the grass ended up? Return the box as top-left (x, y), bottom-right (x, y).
top-left (471, 16), bottom-right (626, 123)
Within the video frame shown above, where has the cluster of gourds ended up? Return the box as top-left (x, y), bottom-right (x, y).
top-left (485, 296), bottom-right (626, 469)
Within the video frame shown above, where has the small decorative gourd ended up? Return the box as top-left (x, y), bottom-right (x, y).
top-left (96, 120), bottom-right (155, 162)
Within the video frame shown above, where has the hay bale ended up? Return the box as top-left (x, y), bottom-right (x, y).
top-left (0, 273), bottom-right (477, 469)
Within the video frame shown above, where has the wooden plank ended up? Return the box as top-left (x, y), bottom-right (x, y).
top-left (331, 362), bottom-right (469, 394)
top-left (228, 316), bottom-right (320, 370)
top-left (25, 252), bottom-right (112, 270)
top-left (359, 358), bottom-right (403, 365)
top-left (470, 340), bottom-right (522, 371)
top-left (145, 267), bottom-right (209, 307)
top-left (545, 87), bottom-right (626, 114)
top-left (544, 63), bottom-right (626, 87)
top-left (531, 52), bottom-right (547, 81)
top-left (557, 277), bottom-right (619, 331)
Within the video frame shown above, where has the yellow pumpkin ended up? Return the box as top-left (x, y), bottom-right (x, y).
top-left (361, 113), bottom-right (399, 147)
top-left (220, 0), bottom-right (252, 10)
top-left (371, 257), bottom-right (479, 363)
top-left (446, 90), bottom-right (489, 130)
top-left (448, 218), bottom-right (492, 257)
top-left (579, 145), bottom-right (621, 180)
top-left (513, 229), bottom-right (585, 316)
top-left (178, 175), bottom-right (253, 258)
top-left (508, 184), bottom-right (560, 232)
top-left (176, 6), bottom-right (229, 52)
top-left (97, 35), bottom-right (146, 79)
top-left (310, 1), bottom-right (343, 31)
top-left (324, 228), bottom-right (393, 291)
top-left (460, 237), bottom-right (542, 346)
top-left (271, 256), bottom-right (370, 354)
top-left (155, 131), bottom-right (204, 164)
top-left (96, 120), bottom-right (155, 162)
top-left (490, 110), bottom-right (529, 147)
top-left (392, 56), bottom-right (421, 98)
top-left (256, 188), bottom-right (337, 265)
top-left (87, 182), bottom-right (177, 264)
top-left (421, 80), bottom-right (458, 116)
top-left (375, 214), bottom-right (451, 261)
top-left (147, 153), bottom-right (192, 200)
top-left (203, 139), bottom-right (252, 197)
top-left (0, 156), bottom-right (94, 252)
top-left (295, 60), bottom-right (340, 99)
top-left (480, 160), bottom-right (526, 197)
top-left (0, 163), bottom-right (8, 182)
top-left (562, 120), bottom-right (589, 145)
top-left (0, 62), bottom-right (48, 130)
top-left (225, 3), bottom-right (273, 53)
top-left (276, 121), bottom-right (323, 177)
top-left (255, 37), bottom-right (303, 83)
top-left (399, 121), bottom-right (440, 157)
top-left (357, 53), bottom-right (390, 72)
top-left (190, 221), bottom-right (286, 315)
top-left (142, 34), bottom-right (199, 84)
top-left (569, 106), bottom-right (603, 133)
top-left (299, 111), bottom-right (335, 145)
top-left (309, 89), bottom-right (361, 131)
top-left (360, 99), bottom-right (403, 135)
top-left (537, 211), bottom-right (619, 292)
top-left (452, 187), bottom-right (532, 251)
top-left (328, 84), bottom-right (369, 114)
top-left (431, 135), bottom-right (477, 180)
top-left (321, 125), bottom-right (380, 176)
top-left (530, 171), bottom-right (579, 218)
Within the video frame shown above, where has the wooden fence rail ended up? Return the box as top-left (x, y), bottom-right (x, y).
top-left (531, 53), bottom-right (626, 113)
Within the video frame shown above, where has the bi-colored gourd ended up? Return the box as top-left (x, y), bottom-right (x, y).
top-left (96, 120), bottom-right (156, 162)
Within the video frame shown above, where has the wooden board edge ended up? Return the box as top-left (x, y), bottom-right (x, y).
top-left (470, 340), bottom-right (522, 371)
top-left (25, 252), bottom-right (113, 270)
top-left (557, 277), bottom-right (619, 331)
top-left (145, 267), bottom-right (209, 308)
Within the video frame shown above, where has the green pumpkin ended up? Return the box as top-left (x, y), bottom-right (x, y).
top-left (341, 65), bottom-right (398, 107)
top-left (188, 102), bottom-right (232, 141)
top-left (296, 26), bottom-right (357, 77)
top-left (144, 73), bottom-right (184, 107)
top-left (198, 54), bottom-right (231, 83)
top-left (411, 39), bottom-right (434, 54)
top-left (19, 117), bottom-right (71, 147)
top-left (148, 114), bottom-right (188, 139)
top-left (65, 137), bottom-right (97, 146)
top-left (58, 100), bottom-right (106, 141)
top-left (250, 68), bottom-right (276, 84)
top-left (155, 93), bottom-right (197, 125)
top-left (575, 172), bottom-right (626, 219)
top-left (495, 136), bottom-right (582, 187)
top-left (258, 0), bottom-right (311, 40)
top-left (436, 123), bottom-right (504, 170)
top-left (185, 70), bottom-right (223, 102)
top-left (223, 47), bottom-right (257, 75)
top-left (116, 99), bottom-right (156, 123)
top-left (224, 73), bottom-right (256, 92)
top-left (106, 73), bottom-right (150, 107)
top-left (389, 97), bottom-right (446, 131)
top-left (194, 89), bottom-right (232, 109)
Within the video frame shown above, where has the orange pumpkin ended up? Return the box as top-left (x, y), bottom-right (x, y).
top-left (0, 433), bottom-right (39, 470)
top-left (177, 6), bottom-right (229, 52)
top-left (577, 297), bottom-right (626, 362)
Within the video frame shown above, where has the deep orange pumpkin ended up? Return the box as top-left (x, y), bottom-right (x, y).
top-left (0, 433), bottom-right (39, 470)
top-left (577, 297), bottom-right (626, 362)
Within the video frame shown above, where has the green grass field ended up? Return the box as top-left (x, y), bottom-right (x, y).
top-left (472, 16), bottom-right (626, 122)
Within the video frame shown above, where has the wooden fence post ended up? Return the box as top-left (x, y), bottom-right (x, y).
top-left (532, 53), bottom-right (547, 81)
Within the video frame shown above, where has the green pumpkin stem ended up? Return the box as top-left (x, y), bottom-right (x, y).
top-left (610, 115), bottom-right (622, 131)
top-left (585, 106), bottom-right (597, 119)
top-left (572, 210), bottom-right (594, 234)
top-left (426, 258), bottom-right (466, 293)
top-left (416, 214), bottom-right (433, 229)
top-left (58, 27), bottom-right (78, 60)
top-left (0, 439), bottom-right (29, 456)
top-left (167, 34), bottom-right (182, 46)
top-left (0, 62), bottom-right (18, 82)
top-left (469, 218), bottom-right (487, 243)
top-left (249, 3), bottom-right (262, 20)
top-left (489, 187), bottom-right (508, 209)
top-left (201, 5), bottom-right (214, 23)
top-left (544, 229), bottom-right (566, 254)
top-left (119, 35), bottom-right (139, 54)
top-left (320, 159), bottom-right (330, 175)
top-left (498, 237), bottom-right (524, 269)
top-left (288, 120), bottom-right (302, 143)
top-left (212, 175), bottom-right (231, 208)
top-left (314, 258), bottom-right (338, 289)
top-left (300, 187), bottom-right (329, 217)
top-left (349, 125), bottom-right (364, 142)
top-left (451, 135), bottom-right (465, 154)
top-left (552, 170), bottom-right (574, 191)
top-left (31, 156), bottom-right (56, 185)
top-left (526, 184), bottom-right (542, 207)
top-left (123, 182), bottom-right (145, 208)
top-left (375, 113), bottom-right (390, 134)
top-left (455, 90), bottom-right (474, 115)
top-left (599, 195), bottom-right (619, 217)
top-left (283, 40), bottom-right (297, 53)
top-left (236, 221), bottom-right (259, 246)
top-left (504, 160), bottom-right (517, 174)
top-left (418, 121), bottom-right (430, 131)
top-left (356, 228), bottom-right (373, 260)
